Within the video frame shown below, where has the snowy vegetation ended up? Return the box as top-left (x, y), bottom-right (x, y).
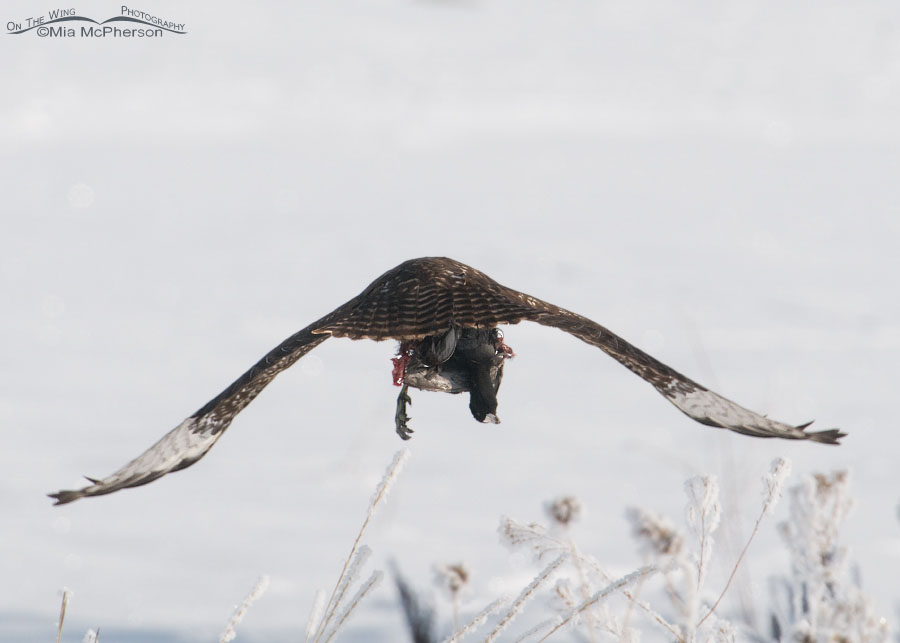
top-left (55, 449), bottom-right (891, 643)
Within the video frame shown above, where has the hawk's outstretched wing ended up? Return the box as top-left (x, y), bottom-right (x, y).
top-left (49, 327), bottom-right (330, 504)
top-left (526, 309), bottom-right (844, 443)
top-left (50, 257), bottom-right (843, 505)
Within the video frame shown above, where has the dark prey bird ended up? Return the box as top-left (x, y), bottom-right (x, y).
top-left (49, 257), bottom-right (845, 504)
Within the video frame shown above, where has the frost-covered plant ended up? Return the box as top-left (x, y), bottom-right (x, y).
top-left (306, 448), bottom-right (409, 643)
top-left (56, 587), bottom-right (72, 643)
top-left (696, 458), bottom-right (791, 631)
top-left (537, 566), bottom-right (657, 643)
top-left (545, 496), bottom-right (583, 527)
top-left (500, 507), bottom-right (613, 640)
top-left (768, 471), bottom-right (889, 643)
top-left (489, 473), bottom-right (745, 643)
top-left (496, 498), bottom-right (659, 642)
top-left (685, 475), bottom-right (721, 592)
top-left (499, 517), bottom-right (567, 561)
top-left (542, 495), bottom-right (601, 641)
top-left (486, 554), bottom-right (569, 642)
top-left (441, 597), bottom-right (506, 643)
top-left (435, 563), bottom-right (470, 631)
top-left (435, 563), bottom-right (470, 597)
top-left (618, 458), bottom-right (793, 643)
top-left (626, 506), bottom-right (684, 558)
top-left (219, 575), bottom-right (270, 643)
top-left (622, 474), bottom-right (725, 642)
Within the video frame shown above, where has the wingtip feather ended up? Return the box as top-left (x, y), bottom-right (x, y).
top-left (804, 428), bottom-right (847, 445)
top-left (794, 419), bottom-right (846, 444)
top-left (48, 489), bottom-right (84, 506)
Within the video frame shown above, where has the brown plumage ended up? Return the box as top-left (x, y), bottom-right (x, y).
top-left (49, 257), bottom-right (845, 505)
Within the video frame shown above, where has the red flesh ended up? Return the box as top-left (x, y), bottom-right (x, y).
top-left (392, 342), bottom-right (414, 386)
top-left (496, 335), bottom-right (515, 358)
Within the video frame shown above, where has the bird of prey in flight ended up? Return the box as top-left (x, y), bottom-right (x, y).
top-left (49, 257), bottom-right (845, 504)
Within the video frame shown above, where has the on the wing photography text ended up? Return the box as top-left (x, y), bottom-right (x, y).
top-left (6, 6), bottom-right (186, 38)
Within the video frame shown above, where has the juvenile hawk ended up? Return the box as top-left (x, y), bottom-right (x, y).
top-left (49, 257), bottom-right (844, 504)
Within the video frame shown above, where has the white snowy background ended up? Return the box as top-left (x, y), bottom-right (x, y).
top-left (2, 1), bottom-right (898, 641)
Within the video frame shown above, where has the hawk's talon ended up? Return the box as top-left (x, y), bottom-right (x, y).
top-left (395, 383), bottom-right (415, 440)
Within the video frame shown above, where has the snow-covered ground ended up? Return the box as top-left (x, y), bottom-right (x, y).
top-left (2, 1), bottom-right (898, 640)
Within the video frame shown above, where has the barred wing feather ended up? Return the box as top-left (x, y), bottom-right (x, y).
top-left (49, 257), bottom-right (844, 505)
